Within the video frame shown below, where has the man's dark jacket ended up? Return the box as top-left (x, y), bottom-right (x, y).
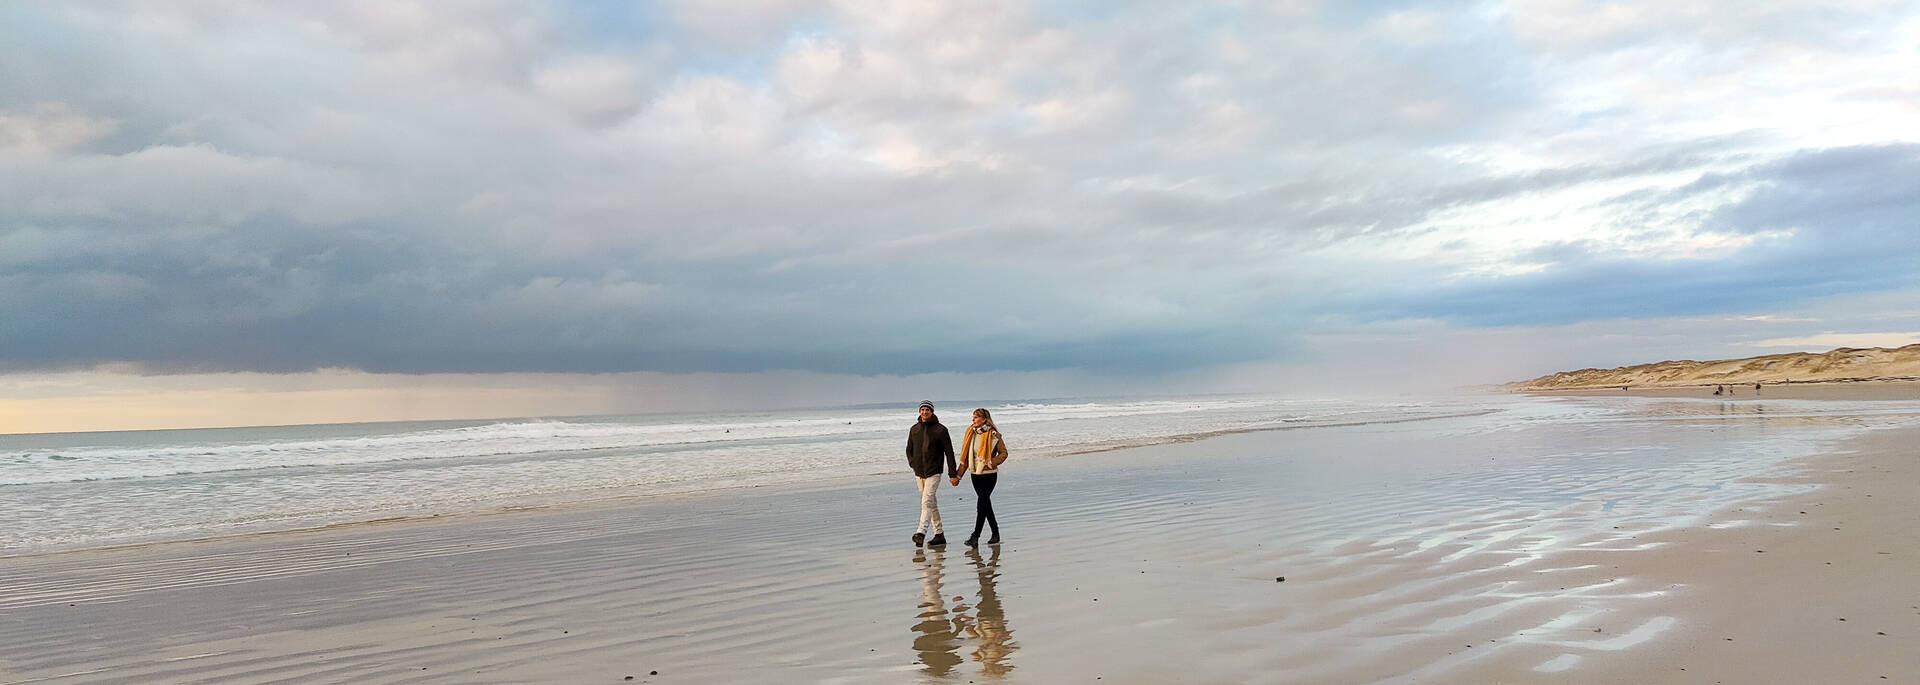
top-left (907, 416), bottom-right (957, 479)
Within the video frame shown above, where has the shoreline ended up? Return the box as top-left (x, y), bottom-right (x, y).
top-left (0, 406), bottom-right (1500, 560)
top-left (2, 393), bottom-right (1915, 683)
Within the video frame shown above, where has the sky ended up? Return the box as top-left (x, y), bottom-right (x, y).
top-left (3, 0), bottom-right (1919, 432)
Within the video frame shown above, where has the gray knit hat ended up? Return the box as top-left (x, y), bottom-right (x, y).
top-left (919, 399), bottom-right (935, 411)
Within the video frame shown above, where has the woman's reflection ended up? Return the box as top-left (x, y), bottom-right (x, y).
top-left (910, 546), bottom-right (1018, 678)
top-left (960, 546), bottom-right (1016, 676)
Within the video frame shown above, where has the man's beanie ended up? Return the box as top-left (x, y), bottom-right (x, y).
top-left (919, 400), bottom-right (935, 411)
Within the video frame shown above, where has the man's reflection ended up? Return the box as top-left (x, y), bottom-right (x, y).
top-left (911, 548), bottom-right (962, 676)
top-left (910, 546), bottom-right (1018, 678)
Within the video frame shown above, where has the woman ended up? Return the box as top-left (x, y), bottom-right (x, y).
top-left (953, 407), bottom-right (1008, 547)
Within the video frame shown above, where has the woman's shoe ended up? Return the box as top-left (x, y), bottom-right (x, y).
top-left (964, 536), bottom-right (980, 548)
top-left (987, 533), bottom-right (1001, 545)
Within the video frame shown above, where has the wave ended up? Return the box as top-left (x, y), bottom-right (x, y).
top-left (0, 398), bottom-right (1308, 486)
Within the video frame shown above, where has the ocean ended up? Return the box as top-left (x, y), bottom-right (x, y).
top-left (0, 395), bottom-right (1490, 554)
top-left (10, 392), bottom-right (1918, 557)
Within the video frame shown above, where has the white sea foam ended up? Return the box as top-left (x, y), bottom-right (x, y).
top-left (0, 398), bottom-right (1348, 486)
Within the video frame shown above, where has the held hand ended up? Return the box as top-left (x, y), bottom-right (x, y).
top-left (949, 477), bottom-right (961, 486)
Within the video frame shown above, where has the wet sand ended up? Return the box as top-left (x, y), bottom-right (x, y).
top-left (1526, 424), bottom-right (1920, 684)
top-left (2, 395), bottom-right (1916, 684)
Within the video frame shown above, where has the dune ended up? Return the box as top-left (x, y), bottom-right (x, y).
top-left (1509, 343), bottom-right (1920, 390)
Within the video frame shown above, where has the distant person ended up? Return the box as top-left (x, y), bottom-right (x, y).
top-left (955, 407), bottom-right (1010, 547)
top-left (1756, 383), bottom-right (1763, 393)
top-left (1714, 385), bottom-right (1723, 396)
top-left (907, 400), bottom-right (957, 547)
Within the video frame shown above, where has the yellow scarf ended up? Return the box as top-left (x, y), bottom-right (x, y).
top-left (962, 426), bottom-right (1004, 473)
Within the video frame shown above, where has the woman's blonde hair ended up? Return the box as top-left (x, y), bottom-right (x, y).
top-left (972, 407), bottom-right (997, 431)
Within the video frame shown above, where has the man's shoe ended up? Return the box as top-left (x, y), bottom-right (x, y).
top-left (913, 532), bottom-right (925, 547)
top-left (927, 534), bottom-right (947, 546)
top-left (964, 536), bottom-right (980, 548)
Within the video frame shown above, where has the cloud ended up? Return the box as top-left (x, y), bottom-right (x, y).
top-left (2, 1), bottom-right (1918, 380)
top-left (1745, 332), bottom-right (1920, 349)
top-left (1365, 143), bottom-right (1920, 326)
top-left (0, 102), bottom-right (117, 156)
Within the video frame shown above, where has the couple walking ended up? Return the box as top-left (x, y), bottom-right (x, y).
top-left (907, 400), bottom-right (1007, 548)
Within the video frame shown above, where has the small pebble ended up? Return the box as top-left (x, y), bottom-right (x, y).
top-left (1275, 576), bottom-right (1285, 582)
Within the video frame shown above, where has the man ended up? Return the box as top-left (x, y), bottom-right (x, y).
top-left (907, 399), bottom-right (957, 546)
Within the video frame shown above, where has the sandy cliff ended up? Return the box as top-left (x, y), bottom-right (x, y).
top-left (1509, 343), bottom-right (1920, 390)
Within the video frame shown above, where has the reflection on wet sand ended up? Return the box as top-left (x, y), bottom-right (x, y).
top-left (911, 546), bottom-right (1017, 678)
top-left (959, 546), bottom-right (1016, 677)
top-left (912, 548), bottom-right (961, 676)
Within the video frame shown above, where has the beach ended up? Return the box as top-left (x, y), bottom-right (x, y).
top-left (1524, 379), bottom-right (1920, 401)
top-left (3, 391), bottom-right (1917, 684)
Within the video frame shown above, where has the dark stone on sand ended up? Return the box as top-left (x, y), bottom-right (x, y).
top-left (1275, 576), bottom-right (1285, 582)
top-left (651, 671), bottom-right (659, 676)
top-left (625, 677), bottom-right (634, 681)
